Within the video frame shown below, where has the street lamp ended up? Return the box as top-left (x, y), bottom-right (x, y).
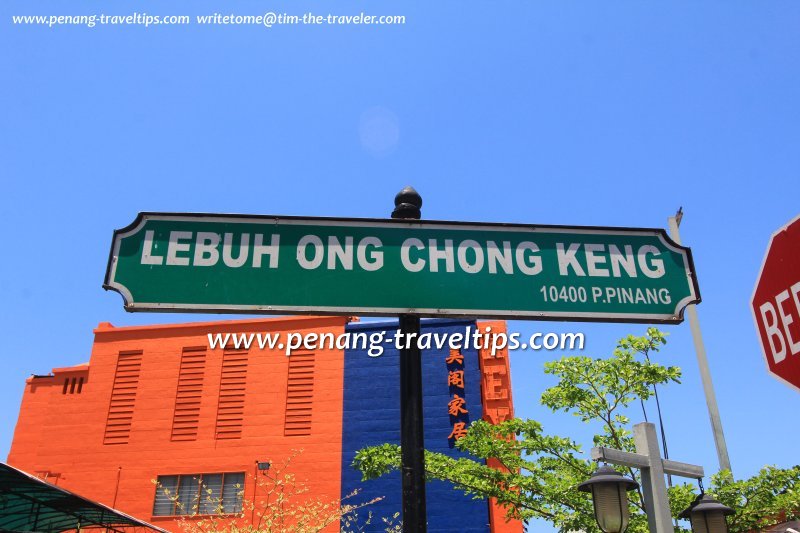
top-left (679, 493), bottom-right (734, 533)
top-left (577, 464), bottom-right (640, 533)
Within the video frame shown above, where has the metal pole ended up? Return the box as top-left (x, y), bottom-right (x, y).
top-left (667, 210), bottom-right (732, 473)
top-left (392, 186), bottom-right (427, 533)
top-left (633, 423), bottom-right (674, 533)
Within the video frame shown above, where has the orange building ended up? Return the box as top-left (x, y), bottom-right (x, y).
top-left (7, 316), bottom-right (520, 533)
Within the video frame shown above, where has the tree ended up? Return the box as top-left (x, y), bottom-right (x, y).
top-left (353, 329), bottom-right (800, 532)
top-left (155, 450), bottom-right (386, 533)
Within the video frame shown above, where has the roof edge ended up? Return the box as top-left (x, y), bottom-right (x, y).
top-left (94, 315), bottom-right (354, 338)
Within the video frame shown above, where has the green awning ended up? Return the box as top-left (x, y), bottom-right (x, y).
top-left (0, 462), bottom-right (168, 532)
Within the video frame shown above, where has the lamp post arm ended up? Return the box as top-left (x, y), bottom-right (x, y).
top-left (591, 447), bottom-right (650, 469)
top-left (662, 460), bottom-right (704, 479)
top-left (591, 448), bottom-right (705, 480)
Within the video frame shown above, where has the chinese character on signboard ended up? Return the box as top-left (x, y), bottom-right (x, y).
top-left (446, 349), bottom-right (469, 447)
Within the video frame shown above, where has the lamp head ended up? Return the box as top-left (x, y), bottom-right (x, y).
top-left (577, 465), bottom-right (639, 533)
top-left (679, 493), bottom-right (734, 533)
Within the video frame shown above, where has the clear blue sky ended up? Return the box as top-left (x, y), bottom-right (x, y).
top-left (2, 1), bottom-right (799, 530)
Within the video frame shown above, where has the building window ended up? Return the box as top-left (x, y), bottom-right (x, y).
top-left (153, 472), bottom-right (245, 516)
top-left (61, 376), bottom-right (85, 395)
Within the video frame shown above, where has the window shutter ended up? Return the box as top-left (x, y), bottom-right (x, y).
top-left (104, 351), bottom-right (142, 445)
top-left (215, 350), bottom-right (248, 439)
top-left (284, 353), bottom-right (315, 436)
top-left (171, 348), bottom-right (206, 441)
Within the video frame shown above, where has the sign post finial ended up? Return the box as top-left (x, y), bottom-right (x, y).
top-left (392, 186), bottom-right (422, 219)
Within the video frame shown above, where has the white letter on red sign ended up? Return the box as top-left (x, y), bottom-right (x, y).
top-left (760, 301), bottom-right (786, 363)
top-left (776, 286), bottom-right (800, 356)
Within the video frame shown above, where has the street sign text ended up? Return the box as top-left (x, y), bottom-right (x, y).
top-left (105, 213), bottom-right (700, 323)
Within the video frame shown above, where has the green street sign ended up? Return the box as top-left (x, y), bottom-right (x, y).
top-left (104, 213), bottom-right (701, 323)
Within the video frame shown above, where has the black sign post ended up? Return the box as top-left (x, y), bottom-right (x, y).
top-left (392, 186), bottom-right (427, 533)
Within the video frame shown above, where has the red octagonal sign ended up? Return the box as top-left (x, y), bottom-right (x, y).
top-left (752, 215), bottom-right (800, 391)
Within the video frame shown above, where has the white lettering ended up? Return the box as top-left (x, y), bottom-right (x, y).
top-left (166, 231), bottom-right (192, 266)
top-left (557, 243), bottom-right (585, 276)
top-left (428, 239), bottom-right (455, 273)
top-left (760, 301), bottom-right (786, 363)
top-left (638, 246), bottom-right (665, 279)
top-left (585, 243), bottom-right (610, 277)
top-left (487, 241), bottom-right (513, 274)
top-left (297, 235), bottom-right (324, 270)
top-left (222, 233), bottom-right (249, 268)
top-left (357, 237), bottom-right (383, 271)
top-left (252, 234), bottom-right (280, 268)
top-left (194, 232), bottom-right (220, 267)
top-left (776, 289), bottom-right (800, 356)
top-left (609, 244), bottom-right (637, 277)
top-left (516, 242), bottom-right (542, 275)
top-left (457, 240), bottom-right (484, 274)
top-left (328, 236), bottom-right (354, 270)
top-left (658, 288), bottom-right (671, 304)
top-left (400, 238), bottom-right (426, 272)
top-left (141, 230), bottom-right (164, 265)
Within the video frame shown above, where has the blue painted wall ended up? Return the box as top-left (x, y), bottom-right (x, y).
top-left (340, 319), bottom-right (490, 532)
